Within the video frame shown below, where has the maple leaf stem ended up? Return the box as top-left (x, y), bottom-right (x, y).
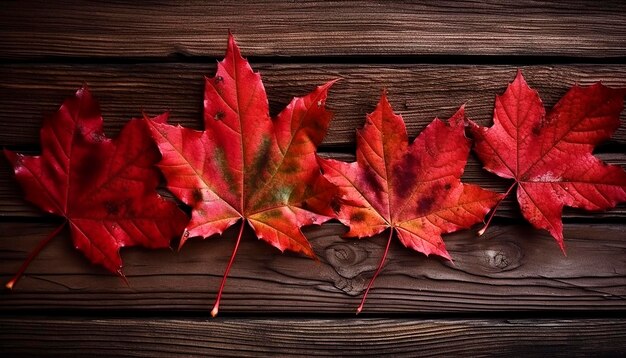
top-left (478, 182), bottom-right (517, 236)
top-left (356, 228), bottom-right (394, 315)
top-left (211, 219), bottom-right (245, 318)
top-left (5, 221), bottom-right (67, 291)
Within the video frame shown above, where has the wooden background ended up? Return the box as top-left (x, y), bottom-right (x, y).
top-left (1, 1), bottom-right (625, 356)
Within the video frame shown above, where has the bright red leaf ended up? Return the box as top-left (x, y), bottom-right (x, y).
top-left (318, 93), bottom-right (503, 313)
top-left (4, 87), bottom-right (188, 289)
top-left (470, 71), bottom-right (626, 250)
top-left (145, 34), bottom-right (337, 316)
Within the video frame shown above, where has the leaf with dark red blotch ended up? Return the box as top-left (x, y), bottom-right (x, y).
top-left (470, 71), bottom-right (626, 251)
top-left (145, 34), bottom-right (337, 316)
top-left (318, 92), bottom-right (503, 313)
top-left (4, 87), bottom-right (188, 289)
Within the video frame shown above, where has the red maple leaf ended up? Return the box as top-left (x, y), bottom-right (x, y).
top-left (145, 34), bottom-right (337, 316)
top-left (470, 71), bottom-right (626, 250)
top-left (318, 93), bottom-right (503, 313)
top-left (4, 87), bottom-right (188, 289)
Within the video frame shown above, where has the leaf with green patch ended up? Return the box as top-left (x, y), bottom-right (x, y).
top-left (145, 34), bottom-right (337, 316)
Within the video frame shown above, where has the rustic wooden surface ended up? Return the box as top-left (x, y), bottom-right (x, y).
top-left (2, 318), bottom-right (625, 357)
top-left (1, 0), bottom-right (625, 356)
top-left (1, 222), bottom-right (625, 313)
top-left (2, 64), bottom-right (626, 146)
top-left (1, 0), bottom-right (625, 58)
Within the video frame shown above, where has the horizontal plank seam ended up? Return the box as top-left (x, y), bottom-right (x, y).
top-left (2, 55), bottom-right (626, 66)
top-left (2, 310), bottom-right (626, 320)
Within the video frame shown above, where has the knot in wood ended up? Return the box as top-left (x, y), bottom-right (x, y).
top-left (334, 276), bottom-right (366, 296)
top-left (482, 242), bottom-right (523, 273)
top-left (325, 243), bottom-right (368, 278)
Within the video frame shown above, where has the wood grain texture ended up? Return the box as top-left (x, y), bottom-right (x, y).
top-left (1, 0), bottom-right (626, 59)
top-left (2, 317), bottom-right (626, 357)
top-left (1, 222), bottom-right (624, 313)
top-left (1, 64), bottom-right (625, 147)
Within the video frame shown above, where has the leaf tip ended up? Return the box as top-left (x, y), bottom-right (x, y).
top-left (375, 89), bottom-right (396, 117)
top-left (379, 88), bottom-right (390, 103)
top-left (5, 279), bottom-right (15, 291)
top-left (75, 84), bottom-right (93, 101)
top-left (226, 31), bottom-right (241, 58)
top-left (324, 78), bottom-right (341, 88)
top-left (439, 249), bottom-right (453, 262)
top-left (79, 82), bottom-right (91, 93)
top-left (512, 69), bottom-right (529, 89)
top-left (557, 238), bottom-right (567, 257)
top-left (447, 105), bottom-right (467, 127)
top-left (177, 229), bottom-right (190, 251)
top-left (211, 305), bottom-right (219, 318)
top-left (143, 111), bottom-right (170, 124)
top-left (309, 251), bottom-right (321, 262)
top-left (298, 241), bottom-right (317, 260)
top-left (117, 269), bottom-right (130, 287)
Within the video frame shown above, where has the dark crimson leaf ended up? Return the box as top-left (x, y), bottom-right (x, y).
top-left (5, 87), bottom-right (188, 289)
top-left (470, 71), bottom-right (626, 250)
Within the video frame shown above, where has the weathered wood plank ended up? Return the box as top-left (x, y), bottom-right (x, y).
top-left (1, 222), bottom-right (624, 313)
top-left (1, 64), bottom-right (625, 147)
top-left (2, 151), bottom-right (624, 219)
top-left (1, 1), bottom-right (626, 59)
top-left (1, 317), bottom-right (625, 357)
